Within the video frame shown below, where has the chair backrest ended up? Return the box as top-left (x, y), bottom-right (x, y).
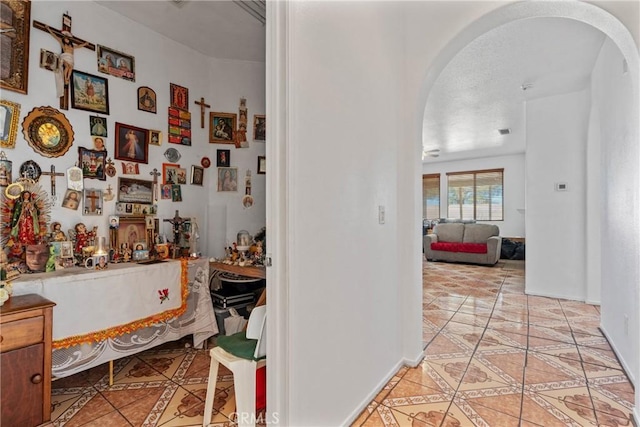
top-left (246, 305), bottom-right (267, 359)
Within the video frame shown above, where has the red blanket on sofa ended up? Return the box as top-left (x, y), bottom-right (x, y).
top-left (430, 242), bottom-right (488, 254)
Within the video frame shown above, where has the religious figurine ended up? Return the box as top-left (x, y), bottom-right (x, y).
top-left (120, 242), bottom-right (132, 263)
top-left (44, 25), bottom-right (89, 98)
top-left (71, 223), bottom-right (97, 256)
top-left (10, 191), bottom-right (40, 246)
top-left (49, 221), bottom-right (67, 242)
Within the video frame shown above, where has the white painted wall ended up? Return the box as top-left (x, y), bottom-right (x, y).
top-left (282, 2), bottom-right (409, 425)
top-left (525, 89), bottom-right (590, 301)
top-left (2, 1), bottom-right (265, 258)
top-left (422, 154), bottom-right (526, 237)
top-left (591, 37), bottom-right (639, 385)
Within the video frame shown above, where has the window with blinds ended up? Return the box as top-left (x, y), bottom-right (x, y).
top-left (447, 169), bottom-right (503, 221)
top-left (422, 174), bottom-right (440, 220)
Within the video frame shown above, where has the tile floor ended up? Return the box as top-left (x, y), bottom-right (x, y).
top-left (352, 260), bottom-right (636, 426)
top-left (50, 260), bottom-right (635, 426)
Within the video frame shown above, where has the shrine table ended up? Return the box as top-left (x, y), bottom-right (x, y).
top-left (12, 258), bottom-right (218, 378)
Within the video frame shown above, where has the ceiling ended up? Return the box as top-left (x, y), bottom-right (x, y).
top-left (96, 0), bottom-right (266, 62)
top-left (95, 3), bottom-right (607, 164)
top-left (423, 17), bottom-right (606, 163)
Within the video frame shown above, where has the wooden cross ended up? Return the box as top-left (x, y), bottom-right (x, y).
top-left (150, 168), bottom-right (161, 202)
top-left (40, 165), bottom-right (65, 199)
top-left (103, 184), bottom-right (115, 201)
top-left (194, 97), bottom-right (210, 128)
top-left (85, 190), bottom-right (100, 212)
top-left (33, 14), bottom-right (95, 110)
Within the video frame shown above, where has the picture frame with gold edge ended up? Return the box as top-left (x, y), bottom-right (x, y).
top-left (21, 106), bottom-right (75, 158)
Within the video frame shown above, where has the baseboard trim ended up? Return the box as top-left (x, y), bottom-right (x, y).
top-left (599, 325), bottom-right (636, 386)
top-left (634, 406), bottom-right (639, 427)
top-left (525, 289), bottom-right (585, 302)
top-left (403, 349), bottom-right (425, 367)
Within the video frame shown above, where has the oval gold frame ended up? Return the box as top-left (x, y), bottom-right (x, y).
top-left (22, 106), bottom-right (75, 158)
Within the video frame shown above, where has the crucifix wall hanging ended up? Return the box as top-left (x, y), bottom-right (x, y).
top-left (33, 13), bottom-right (96, 110)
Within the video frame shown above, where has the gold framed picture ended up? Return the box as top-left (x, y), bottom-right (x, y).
top-left (21, 106), bottom-right (75, 157)
top-left (0, 99), bottom-right (21, 149)
top-left (0, 0), bottom-right (31, 94)
top-left (209, 112), bottom-right (236, 144)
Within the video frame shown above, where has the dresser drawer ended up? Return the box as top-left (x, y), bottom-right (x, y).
top-left (0, 316), bottom-right (44, 352)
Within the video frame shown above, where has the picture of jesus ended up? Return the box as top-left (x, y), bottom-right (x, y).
top-left (115, 123), bottom-right (148, 164)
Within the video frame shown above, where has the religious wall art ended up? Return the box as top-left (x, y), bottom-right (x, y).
top-left (97, 45), bottom-right (135, 81)
top-left (209, 112), bottom-right (236, 144)
top-left (168, 107), bottom-right (191, 146)
top-left (83, 188), bottom-right (103, 215)
top-left (162, 163), bottom-right (179, 185)
top-left (235, 97), bottom-right (249, 148)
top-left (175, 168), bottom-right (187, 185)
top-left (170, 83), bottom-right (189, 111)
top-left (191, 165), bottom-right (204, 186)
top-left (0, 152), bottom-right (12, 187)
top-left (217, 149), bottom-right (230, 167)
top-left (39, 48), bottom-right (59, 71)
top-left (114, 122), bottom-right (149, 164)
top-left (22, 106), bottom-right (75, 157)
top-left (148, 129), bottom-right (161, 146)
top-left (117, 217), bottom-right (148, 251)
top-left (92, 136), bottom-right (106, 151)
top-left (66, 165), bottom-right (83, 191)
top-left (70, 70), bottom-right (110, 114)
top-left (121, 162), bottom-right (140, 175)
top-left (217, 167), bottom-right (238, 192)
top-left (78, 147), bottom-right (106, 181)
top-left (138, 86), bottom-right (156, 113)
top-left (90, 115), bottom-right (107, 136)
top-left (61, 189), bottom-right (81, 210)
top-left (104, 158), bottom-right (116, 177)
top-left (164, 147), bottom-right (181, 163)
top-left (117, 177), bottom-right (153, 204)
top-left (201, 157), bottom-right (211, 168)
top-left (0, 0), bottom-right (31, 94)
top-left (19, 160), bottom-right (41, 181)
top-left (254, 114), bottom-right (266, 141)
top-left (161, 184), bottom-right (172, 200)
top-left (171, 184), bottom-right (182, 202)
top-left (115, 202), bottom-right (156, 216)
top-left (0, 99), bottom-right (21, 148)
top-left (257, 156), bottom-right (266, 175)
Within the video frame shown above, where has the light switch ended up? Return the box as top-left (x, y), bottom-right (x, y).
top-left (555, 182), bottom-right (568, 191)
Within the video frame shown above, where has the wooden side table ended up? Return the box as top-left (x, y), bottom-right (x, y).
top-left (1, 294), bottom-right (56, 427)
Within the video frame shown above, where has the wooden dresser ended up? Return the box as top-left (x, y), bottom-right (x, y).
top-left (1, 294), bottom-right (56, 427)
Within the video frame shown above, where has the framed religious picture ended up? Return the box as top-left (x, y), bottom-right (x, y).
top-left (61, 189), bottom-right (81, 210)
top-left (78, 147), bottom-right (107, 181)
top-left (137, 86), bottom-right (157, 113)
top-left (217, 149), bottom-right (230, 167)
top-left (253, 114), bottom-right (266, 141)
top-left (89, 115), bottom-right (107, 137)
top-left (114, 122), bottom-right (149, 164)
top-left (161, 184), bottom-right (172, 199)
top-left (117, 217), bottom-right (148, 250)
top-left (209, 112), bottom-right (236, 144)
top-left (257, 156), bottom-right (266, 174)
top-left (117, 177), bottom-right (153, 204)
top-left (170, 83), bottom-right (189, 111)
top-left (0, 99), bottom-right (21, 149)
top-left (162, 163), bottom-right (180, 184)
top-left (191, 165), bottom-right (204, 186)
top-left (70, 70), bottom-right (110, 115)
top-left (83, 189), bottom-right (103, 215)
top-left (175, 168), bottom-right (187, 185)
top-left (39, 49), bottom-right (59, 71)
top-left (148, 129), bottom-right (162, 146)
top-left (0, 0), bottom-right (30, 94)
top-left (22, 106), bottom-right (74, 157)
top-left (171, 184), bottom-right (182, 202)
top-left (97, 45), bottom-right (135, 82)
top-left (217, 167), bottom-right (238, 192)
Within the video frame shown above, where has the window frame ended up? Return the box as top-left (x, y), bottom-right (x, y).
top-left (446, 168), bottom-right (504, 221)
top-left (422, 173), bottom-right (440, 220)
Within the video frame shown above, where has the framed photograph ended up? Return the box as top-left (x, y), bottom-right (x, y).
top-left (92, 136), bottom-right (106, 151)
top-left (191, 165), bottom-right (204, 186)
top-left (257, 156), bottom-right (266, 174)
top-left (118, 217), bottom-right (148, 250)
top-left (97, 45), bottom-right (135, 81)
top-left (217, 167), bottom-right (238, 192)
top-left (170, 83), bottom-right (189, 111)
top-left (114, 122), bottom-right (149, 164)
top-left (118, 177), bottom-right (154, 204)
top-left (254, 114), bottom-right (266, 141)
top-left (0, 100), bottom-right (21, 149)
top-left (0, 0), bottom-right (30, 94)
top-left (83, 189), bottom-right (103, 215)
top-left (217, 149), bottom-right (230, 167)
top-left (61, 189), bottom-right (81, 210)
top-left (162, 163), bottom-right (180, 184)
top-left (39, 49), bottom-right (59, 72)
top-left (148, 129), bottom-right (162, 146)
top-left (171, 184), bottom-right (182, 202)
top-left (60, 241), bottom-right (74, 258)
top-left (70, 70), bottom-right (110, 115)
top-left (78, 147), bottom-right (107, 181)
top-left (89, 115), bottom-right (108, 137)
top-left (209, 112), bottom-right (236, 144)
top-left (138, 86), bottom-right (156, 113)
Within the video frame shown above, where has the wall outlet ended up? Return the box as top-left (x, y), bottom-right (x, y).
top-left (555, 182), bottom-right (568, 191)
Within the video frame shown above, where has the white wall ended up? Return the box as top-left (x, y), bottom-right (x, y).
top-left (2, 1), bottom-right (265, 257)
top-left (525, 89), bottom-right (590, 301)
top-left (591, 36), bottom-right (639, 385)
top-left (422, 154), bottom-right (526, 237)
top-left (282, 2), bottom-right (409, 425)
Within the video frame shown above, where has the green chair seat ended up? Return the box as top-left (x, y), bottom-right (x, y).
top-left (217, 332), bottom-right (265, 361)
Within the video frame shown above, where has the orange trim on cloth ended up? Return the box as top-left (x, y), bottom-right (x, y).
top-left (53, 259), bottom-right (190, 349)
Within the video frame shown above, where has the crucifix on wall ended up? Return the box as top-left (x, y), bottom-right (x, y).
top-left (33, 13), bottom-right (96, 110)
top-left (194, 97), bottom-right (210, 128)
top-left (85, 190), bottom-right (101, 214)
top-left (40, 165), bottom-right (65, 200)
